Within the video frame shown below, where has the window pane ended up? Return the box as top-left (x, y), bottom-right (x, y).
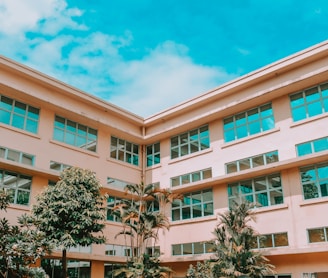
top-left (314, 138), bottom-right (328, 152)
top-left (172, 244), bottom-right (181, 255)
top-left (193, 242), bottom-right (203, 254)
top-left (297, 142), bottom-right (312, 156)
top-left (259, 235), bottom-right (273, 248)
top-left (274, 233), bottom-right (289, 247)
top-left (308, 228), bottom-right (325, 243)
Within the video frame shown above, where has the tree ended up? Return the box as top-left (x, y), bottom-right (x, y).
top-left (210, 201), bottom-right (275, 277)
top-left (32, 167), bottom-right (106, 278)
top-left (111, 182), bottom-right (181, 278)
top-left (0, 189), bottom-right (49, 278)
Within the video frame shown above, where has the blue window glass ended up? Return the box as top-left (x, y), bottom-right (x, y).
top-left (110, 136), bottom-right (139, 166)
top-left (223, 103), bottom-right (274, 143)
top-left (297, 137), bottom-right (328, 156)
top-left (0, 95), bottom-right (39, 133)
top-left (290, 82), bottom-right (328, 121)
top-left (53, 115), bottom-right (97, 152)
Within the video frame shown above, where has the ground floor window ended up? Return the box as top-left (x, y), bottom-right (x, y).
top-left (104, 264), bottom-right (123, 278)
top-left (41, 259), bottom-right (91, 278)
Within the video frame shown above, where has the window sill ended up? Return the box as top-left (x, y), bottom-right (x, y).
top-left (300, 196), bottom-right (328, 207)
top-left (253, 203), bottom-right (288, 214)
top-left (170, 215), bottom-right (217, 226)
top-left (106, 157), bottom-right (141, 170)
top-left (49, 139), bottom-right (100, 157)
top-left (290, 112), bottom-right (328, 128)
top-left (168, 147), bottom-right (213, 165)
top-left (221, 127), bottom-right (280, 149)
top-left (0, 123), bottom-right (41, 139)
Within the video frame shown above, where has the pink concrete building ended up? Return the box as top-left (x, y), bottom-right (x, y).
top-left (1, 40), bottom-right (328, 277)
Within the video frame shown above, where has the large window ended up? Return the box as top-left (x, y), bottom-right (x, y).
top-left (308, 226), bottom-right (328, 243)
top-left (171, 189), bottom-right (213, 221)
top-left (228, 173), bottom-right (283, 208)
top-left (300, 162), bottom-right (328, 200)
top-left (0, 170), bottom-right (32, 205)
top-left (296, 136), bottom-right (328, 156)
top-left (223, 103), bottom-right (274, 142)
top-left (0, 94), bottom-right (39, 133)
top-left (172, 241), bottom-right (214, 256)
top-left (146, 142), bottom-right (160, 167)
top-left (0, 146), bottom-right (34, 166)
top-left (53, 115), bottom-right (97, 152)
top-left (254, 232), bottom-right (289, 249)
top-left (110, 136), bottom-right (139, 166)
top-left (226, 151), bottom-right (278, 173)
top-left (290, 82), bottom-right (328, 122)
top-left (171, 168), bottom-right (212, 187)
top-left (171, 125), bottom-right (210, 159)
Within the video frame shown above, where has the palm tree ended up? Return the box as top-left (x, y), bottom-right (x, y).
top-left (112, 183), bottom-right (181, 277)
top-left (210, 201), bottom-right (275, 277)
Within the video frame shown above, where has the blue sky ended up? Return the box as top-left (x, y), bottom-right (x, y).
top-left (0, 0), bottom-right (327, 117)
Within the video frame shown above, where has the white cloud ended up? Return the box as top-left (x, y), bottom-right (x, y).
top-left (0, 1), bottom-right (235, 118)
top-left (0, 0), bottom-right (85, 35)
top-left (107, 41), bottom-right (236, 117)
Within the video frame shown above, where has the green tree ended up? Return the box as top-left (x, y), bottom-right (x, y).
top-left (32, 167), bottom-right (106, 278)
top-left (210, 201), bottom-right (275, 277)
top-left (111, 182), bottom-right (181, 278)
top-left (0, 189), bottom-right (49, 278)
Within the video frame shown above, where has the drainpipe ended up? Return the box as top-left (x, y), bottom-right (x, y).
top-left (141, 126), bottom-right (146, 184)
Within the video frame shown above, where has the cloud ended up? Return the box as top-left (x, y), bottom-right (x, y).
top-left (0, 0), bottom-right (236, 118)
top-left (107, 41), bottom-right (236, 117)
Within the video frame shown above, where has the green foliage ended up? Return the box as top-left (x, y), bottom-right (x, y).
top-left (0, 189), bottom-right (50, 278)
top-left (32, 167), bottom-right (107, 277)
top-left (210, 201), bottom-right (275, 277)
top-left (186, 261), bottom-right (213, 278)
top-left (112, 183), bottom-right (181, 277)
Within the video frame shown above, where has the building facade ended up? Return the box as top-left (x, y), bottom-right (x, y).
top-left (1, 41), bottom-right (328, 277)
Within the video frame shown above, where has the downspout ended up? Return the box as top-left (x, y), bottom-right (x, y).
top-left (141, 126), bottom-right (146, 184)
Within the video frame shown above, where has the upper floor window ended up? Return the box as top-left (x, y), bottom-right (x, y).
top-left (0, 170), bottom-right (32, 205)
top-left (0, 146), bottom-right (35, 166)
top-left (300, 162), bottom-right (328, 200)
top-left (223, 103), bottom-right (274, 142)
top-left (53, 115), bottom-right (97, 152)
top-left (290, 82), bottom-right (328, 122)
top-left (50, 161), bottom-right (71, 172)
top-left (228, 173), bottom-right (283, 208)
top-left (296, 136), bottom-right (328, 156)
top-left (110, 136), bottom-right (139, 166)
top-left (172, 241), bottom-right (214, 256)
top-left (308, 226), bottom-right (328, 243)
top-left (171, 125), bottom-right (210, 159)
top-left (226, 150), bottom-right (278, 174)
top-left (171, 168), bottom-right (212, 187)
top-left (0, 95), bottom-right (39, 133)
top-left (171, 189), bottom-right (213, 221)
top-left (254, 232), bottom-right (289, 249)
top-left (146, 142), bottom-right (160, 167)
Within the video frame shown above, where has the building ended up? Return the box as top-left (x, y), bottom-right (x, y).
top-left (1, 40), bottom-right (328, 278)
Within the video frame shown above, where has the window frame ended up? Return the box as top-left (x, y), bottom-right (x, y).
top-left (110, 136), bottom-right (139, 166)
top-left (223, 103), bottom-right (274, 142)
top-left (146, 142), bottom-right (160, 167)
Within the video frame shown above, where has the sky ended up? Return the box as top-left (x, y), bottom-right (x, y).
top-left (0, 0), bottom-right (328, 117)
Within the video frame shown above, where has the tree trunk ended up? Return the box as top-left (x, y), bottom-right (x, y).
top-left (62, 249), bottom-right (67, 278)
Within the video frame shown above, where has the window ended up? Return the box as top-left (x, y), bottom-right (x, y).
top-left (172, 189), bottom-right (213, 221)
top-left (145, 246), bottom-right (160, 256)
top-left (172, 241), bottom-right (214, 256)
top-left (106, 177), bottom-right (131, 190)
top-left (254, 232), bottom-right (289, 249)
top-left (107, 196), bottom-right (122, 222)
top-left (50, 161), bottom-right (71, 171)
top-left (53, 115), bottom-right (97, 152)
top-left (308, 227), bottom-right (328, 243)
top-left (264, 275), bottom-right (291, 278)
top-left (0, 94), bottom-right (39, 133)
top-left (226, 151), bottom-right (279, 173)
top-left (171, 125), bottom-right (209, 159)
top-left (105, 244), bottom-right (138, 258)
top-left (0, 170), bottom-right (32, 205)
top-left (110, 136), bottom-right (139, 166)
top-left (171, 168), bottom-right (212, 187)
top-left (296, 136), bottom-right (328, 156)
top-left (0, 146), bottom-right (35, 166)
top-left (290, 82), bottom-right (328, 122)
top-left (223, 103), bottom-right (274, 142)
top-left (146, 142), bottom-right (160, 167)
top-left (228, 173), bottom-right (283, 208)
top-left (300, 162), bottom-right (328, 200)
top-left (68, 245), bottom-right (91, 253)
